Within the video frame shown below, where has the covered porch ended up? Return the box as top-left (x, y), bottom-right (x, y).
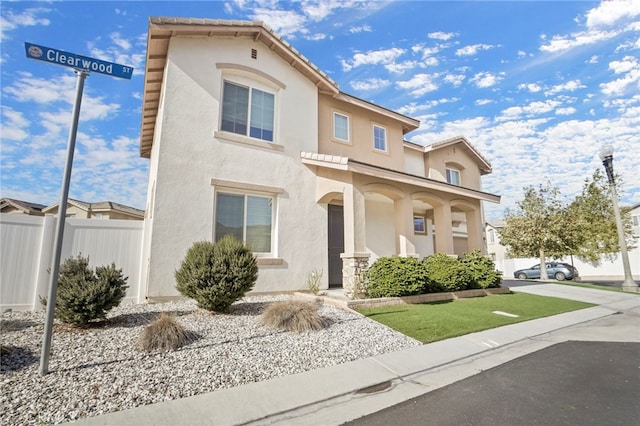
top-left (301, 153), bottom-right (501, 297)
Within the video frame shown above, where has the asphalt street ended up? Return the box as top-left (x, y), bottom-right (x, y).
top-left (345, 340), bottom-right (640, 426)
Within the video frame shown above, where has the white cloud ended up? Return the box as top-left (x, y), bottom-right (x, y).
top-left (585, 0), bottom-right (640, 29)
top-left (443, 73), bottom-right (465, 87)
top-left (600, 56), bottom-right (640, 95)
top-left (497, 100), bottom-right (562, 121)
top-left (349, 25), bottom-right (372, 33)
top-left (539, 1), bottom-right (639, 53)
top-left (475, 99), bottom-right (494, 106)
top-left (586, 55), bottom-right (599, 64)
top-left (518, 83), bottom-right (543, 93)
top-left (396, 73), bottom-right (439, 97)
top-left (0, 107), bottom-right (29, 141)
top-left (305, 33), bottom-right (327, 41)
top-left (340, 47), bottom-right (406, 71)
top-left (248, 8), bottom-right (308, 37)
top-left (385, 60), bottom-right (417, 74)
top-left (544, 80), bottom-right (586, 96)
top-left (350, 78), bottom-right (391, 91)
top-left (455, 44), bottom-right (496, 56)
top-left (428, 31), bottom-right (457, 41)
top-left (0, 7), bottom-right (50, 40)
top-left (470, 72), bottom-right (504, 88)
top-left (109, 32), bottom-right (131, 51)
top-left (556, 107), bottom-right (577, 116)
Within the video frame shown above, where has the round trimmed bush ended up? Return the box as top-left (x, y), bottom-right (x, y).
top-left (175, 236), bottom-right (258, 313)
top-left (461, 250), bottom-right (503, 289)
top-left (52, 254), bottom-right (128, 327)
top-left (423, 253), bottom-right (471, 292)
top-left (367, 256), bottom-right (428, 298)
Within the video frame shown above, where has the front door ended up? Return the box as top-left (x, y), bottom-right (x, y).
top-left (328, 204), bottom-right (344, 288)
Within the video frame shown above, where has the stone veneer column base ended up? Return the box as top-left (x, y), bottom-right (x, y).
top-left (340, 253), bottom-right (370, 299)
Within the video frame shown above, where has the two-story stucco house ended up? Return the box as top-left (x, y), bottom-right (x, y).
top-left (139, 17), bottom-right (500, 299)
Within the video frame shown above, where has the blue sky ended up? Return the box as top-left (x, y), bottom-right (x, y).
top-left (1, 0), bottom-right (639, 221)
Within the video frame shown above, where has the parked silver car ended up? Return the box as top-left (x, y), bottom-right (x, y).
top-left (514, 262), bottom-right (579, 281)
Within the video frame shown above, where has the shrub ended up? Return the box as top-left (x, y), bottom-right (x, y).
top-left (46, 255), bottom-right (128, 327)
top-left (461, 250), bottom-right (503, 289)
top-left (137, 313), bottom-right (195, 352)
top-left (423, 253), bottom-right (471, 292)
top-left (306, 268), bottom-right (323, 295)
top-left (260, 300), bottom-right (326, 332)
top-left (175, 236), bottom-right (258, 313)
top-left (367, 256), bottom-right (427, 298)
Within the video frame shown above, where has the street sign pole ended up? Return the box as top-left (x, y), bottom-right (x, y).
top-left (25, 41), bottom-right (132, 375)
top-left (39, 70), bottom-right (88, 376)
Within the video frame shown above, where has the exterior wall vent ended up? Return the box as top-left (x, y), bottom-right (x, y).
top-left (251, 48), bottom-right (258, 59)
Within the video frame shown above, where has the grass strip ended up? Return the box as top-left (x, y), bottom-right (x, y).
top-left (357, 293), bottom-right (594, 344)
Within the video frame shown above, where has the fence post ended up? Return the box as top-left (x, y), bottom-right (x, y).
top-left (33, 215), bottom-right (56, 311)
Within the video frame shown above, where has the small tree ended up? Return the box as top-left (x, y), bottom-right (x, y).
top-left (567, 170), bottom-right (636, 263)
top-left (499, 183), bottom-right (570, 280)
top-left (175, 236), bottom-right (258, 312)
top-left (48, 255), bottom-right (128, 327)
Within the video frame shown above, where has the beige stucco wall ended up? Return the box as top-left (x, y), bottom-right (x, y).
top-left (143, 35), bottom-right (328, 298)
top-left (318, 94), bottom-right (405, 171)
top-left (403, 147), bottom-right (426, 177)
top-left (426, 144), bottom-right (482, 190)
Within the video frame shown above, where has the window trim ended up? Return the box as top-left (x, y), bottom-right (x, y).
top-left (211, 179), bottom-right (283, 259)
top-left (372, 124), bottom-right (387, 152)
top-left (413, 215), bottom-right (426, 234)
top-left (220, 79), bottom-right (276, 143)
top-left (446, 167), bottom-right (461, 186)
top-left (332, 111), bottom-right (350, 143)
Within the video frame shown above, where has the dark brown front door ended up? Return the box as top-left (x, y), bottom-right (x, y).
top-left (328, 204), bottom-right (344, 288)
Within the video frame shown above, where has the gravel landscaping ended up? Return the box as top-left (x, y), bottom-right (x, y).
top-left (1, 295), bottom-right (420, 425)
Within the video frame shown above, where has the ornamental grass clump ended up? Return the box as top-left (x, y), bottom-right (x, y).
top-left (137, 313), bottom-right (195, 352)
top-left (175, 236), bottom-right (258, 313)
top-left (260, 300), bottom-right (326, 333)
top-left (44, 254), bottom-right (128, 327)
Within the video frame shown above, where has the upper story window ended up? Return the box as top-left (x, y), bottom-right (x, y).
top-left (488, 229), bottom-right (495, 243)
top-left (373, 125), bottom-right (387, 151)
top-left (446, 167), bottom-right (461, 185)
top-left (215, 191), bottom-right (273, 254)
top-left (333, 112), bottom-right (349, 142)
top-left (221, 80), bottom-right (274, 142)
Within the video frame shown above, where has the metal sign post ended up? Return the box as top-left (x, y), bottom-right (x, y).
top-left (25, 42), bottom-right (133, 375)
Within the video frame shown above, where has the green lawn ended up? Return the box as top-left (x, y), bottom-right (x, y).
top-left (357, 293), bottom-right (594, 344)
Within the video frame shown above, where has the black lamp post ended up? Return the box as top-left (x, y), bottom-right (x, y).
top-left (598, 144), bottom-right (638, 292)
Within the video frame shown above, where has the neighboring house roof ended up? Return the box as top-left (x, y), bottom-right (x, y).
top-left (486, 220), bottom-right (506, 229)
top-left (141, 17), bottom-right (340, 158)
top-left (423, 136), bottom-right (492, 175)
top-left (0, 198), bottom-right (46, 215)
top-left (42, 199), bottom-right (145, 219)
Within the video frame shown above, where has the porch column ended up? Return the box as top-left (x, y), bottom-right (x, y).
top-left (433, 202), bottom-right (454, 254)
top-left (394, 195), bottom-right (417, 257)
top-left (342, 182), bottom-right (369, 298)
top-left (465, 208), bottom-right (484, 253)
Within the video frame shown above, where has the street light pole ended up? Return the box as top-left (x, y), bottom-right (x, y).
top-left (598, 144), bottom-right (638, 293)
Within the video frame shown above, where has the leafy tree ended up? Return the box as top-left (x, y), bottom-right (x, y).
top-left (567, 170), bottom-right (636, 263)
top-left (499, 183), bottom-right (570, 280)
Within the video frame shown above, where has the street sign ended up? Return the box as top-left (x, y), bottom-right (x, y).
top-left (25, 42), bottom-right (133, 79)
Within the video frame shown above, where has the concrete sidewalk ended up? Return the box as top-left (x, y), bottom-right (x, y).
top-left (66, 284), bottom-right (640, 426)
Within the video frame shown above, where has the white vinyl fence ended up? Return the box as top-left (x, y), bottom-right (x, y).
top-left (1, 214), bottom-right (144, 311)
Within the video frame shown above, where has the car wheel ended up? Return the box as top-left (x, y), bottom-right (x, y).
top-left (555, 272), bottom-right (566, 281)
top-left (518, 272), bottom-right (527, 280)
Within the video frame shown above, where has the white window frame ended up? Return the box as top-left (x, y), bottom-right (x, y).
top-left (333, 112), bottom-right (350, 142)
top-left (220, 79), bottom-right (276, 143)
top-left (446, 167), bottom-right (461, 185)
top-left (373, 124), bottom-right (387, 152)
top-left (413, 216), bottom-right (426, 234)
top-left (214, 190), bottom-right (276, 256)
